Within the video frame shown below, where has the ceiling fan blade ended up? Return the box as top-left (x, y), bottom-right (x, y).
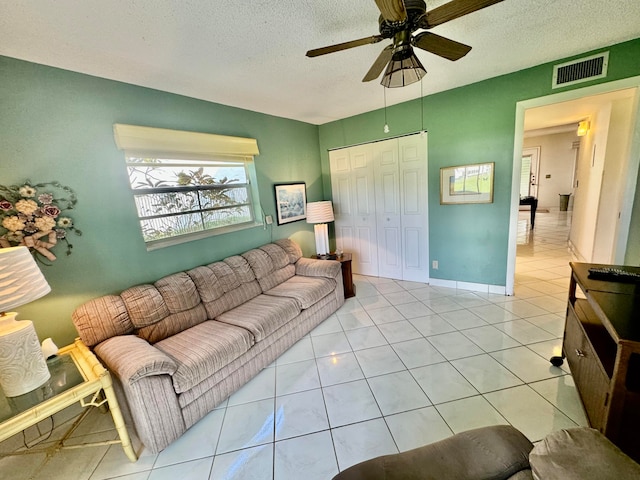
top-left (306, 35), bottom-right (384, 58)
top-left (374, 0), bottom-right (408, 23)
top-left (362, 45), bottom-right (394, 82)
top-left (424, 0), bottom-right (504, 28)
top-left (413, 31), bottom-right (471, 61)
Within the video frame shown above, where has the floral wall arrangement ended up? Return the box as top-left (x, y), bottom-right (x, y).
top-left (0, 181), bottom-right (81, 263)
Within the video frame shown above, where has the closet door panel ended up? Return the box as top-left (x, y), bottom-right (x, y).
top-left (336, 144), bottom-right (378, 276)
top-left (404, 228), bottom-right (422, 269)
top-left (330, 150), bottom-right (351, 173)
top-left (375, 139), bottom-right (402, 279)
top-left (399, 135), bottom-right (429, 282)
top-left (353, 169), bottom-right (378, 276)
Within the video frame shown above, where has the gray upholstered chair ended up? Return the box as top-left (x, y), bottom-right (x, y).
top-left (332, 425), bottom-right (534, 480)
top-left (332, 425), bottom-right (640, 480)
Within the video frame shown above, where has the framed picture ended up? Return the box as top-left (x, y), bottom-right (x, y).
top-left (274, 183), bottom-right (307, 225)
top-left (440, 162), bottom-right (495, 205)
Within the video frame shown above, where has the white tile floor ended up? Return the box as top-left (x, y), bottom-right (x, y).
top-left (1, 210), bottom-right (588, 480)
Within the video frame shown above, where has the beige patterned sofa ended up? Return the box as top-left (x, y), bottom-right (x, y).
top-left (71, 239), bottom-right (344, 453)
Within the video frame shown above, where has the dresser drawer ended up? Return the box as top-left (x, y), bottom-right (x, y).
top-left (565, 301), bottom-right (611, 430)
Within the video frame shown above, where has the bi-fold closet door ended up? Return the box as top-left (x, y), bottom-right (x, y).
top-left (329, 133), bottom-right (429, 282)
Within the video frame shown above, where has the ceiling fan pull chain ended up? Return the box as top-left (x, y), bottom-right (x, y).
top-left (384, 88), bottom-right (390, 133)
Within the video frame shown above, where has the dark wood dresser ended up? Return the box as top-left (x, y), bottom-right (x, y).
top-left (561, 262), bottom-right (640, 461)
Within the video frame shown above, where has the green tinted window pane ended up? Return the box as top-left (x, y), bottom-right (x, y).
top-left (198, 186), bottom-right (249, 209)
top-left (140, 213), bottom-right (204, 242)
top-left (202, 206), bottom-right (252, 228)
top-left (134, 191), bottom-right (199, 217)
top-left (127, 164), bottom-right (247, 190)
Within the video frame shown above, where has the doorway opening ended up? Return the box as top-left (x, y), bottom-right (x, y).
top-left (506, 77), bottom-right (640, 295)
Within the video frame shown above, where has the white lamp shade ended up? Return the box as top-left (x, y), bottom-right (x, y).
top-left (0, 246), bottom-right (51, 396)
top-left (0, 246), bottom-right (51, 313)
top-left (306, 201), bottom-right (334, 224)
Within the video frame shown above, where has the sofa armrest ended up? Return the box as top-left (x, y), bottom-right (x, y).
top-left (295, 257), bottom-right (342, 278)
top-left (94, 335), bottom-right (177, 385)
top-left (94, 335), bottom-right (185, 454)
top-left (332, 425), bottom-right (533, 480)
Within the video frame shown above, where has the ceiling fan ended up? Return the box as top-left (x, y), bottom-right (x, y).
top-left (306, 0), bottom-right (505, 87)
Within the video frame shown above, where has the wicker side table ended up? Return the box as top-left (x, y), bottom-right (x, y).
top-left (0, 338), bottom-right (137, 462)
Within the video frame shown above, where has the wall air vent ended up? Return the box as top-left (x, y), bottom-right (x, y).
top-left (552, 52), bottom-right (609, 89)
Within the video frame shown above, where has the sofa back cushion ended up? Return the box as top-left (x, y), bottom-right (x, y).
top-left (188, 256), bottom-right (261, 319)
top-left (72, 295), bottom-right (135, 347)
top-left (275, 238), bottom-right (303, 263)
top-left (243, 243), bottom-right (296, 292)
top-left (120, 272), bottom-right (207, 344)
top-left (71, 240), bottom-right (302, 347)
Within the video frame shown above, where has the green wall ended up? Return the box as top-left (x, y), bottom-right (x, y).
top-left (0, 56), bottom-right (321, 346)
top-left (319, 38), bottom-right (640, 286)
top-left (3, 37), bottom-right (640, 347)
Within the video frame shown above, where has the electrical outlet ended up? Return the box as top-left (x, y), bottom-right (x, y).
top-left (265, 215), bottom-right (273, 225)
top-left (432, 260), bottom-right (438, 269)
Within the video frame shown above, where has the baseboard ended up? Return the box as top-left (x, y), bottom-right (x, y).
top-left (429, 278), bottom-right (507, 295)
top-left (567, 239), bottom-right (586, 262)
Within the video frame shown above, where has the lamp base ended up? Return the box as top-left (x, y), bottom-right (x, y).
top-left (0, 312), bottom-right (50, 397)
top-left (314, 223), bottom-right (330, 256)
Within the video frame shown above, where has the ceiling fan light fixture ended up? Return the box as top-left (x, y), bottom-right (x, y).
top-left (381, 46), bottom-right (426, 88)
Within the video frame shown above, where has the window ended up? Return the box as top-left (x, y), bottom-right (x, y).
top-left (114, 124), bottom-right (261, 250)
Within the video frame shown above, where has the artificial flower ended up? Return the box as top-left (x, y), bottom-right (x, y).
top-left (2, 216), bottom-right (26, 232)
top-left (38, 193), bottom-right (54, 204)
top-left (57, 217), bottom-right (73, 228)
top-left (43, 205), bottom-right (61, 217)
top-left (18, 185), bottom-right (36, 197)
top-left (34, 216), bottom-right (56, 232)
top-left (15, 199), bottom-right (39, 215)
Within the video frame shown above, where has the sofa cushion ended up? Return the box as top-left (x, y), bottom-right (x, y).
top-left (259, 264), bottom-right (296, 292)
top-left (187, 266), bottom-right (225, 303)
top-left (529, 427), bottom-right (640, 480)
top-left (121, 284), bottom-right (170, 328)
top-left (188, 258), bottom-right (262, 319)
top-left (265, 275), bottom-right (336, 309)
top-left (72, 295), bottom-right (134, 347)
top-left (275, 238), bottom-right (303, 263)
top-left (243, 243), bottom-right (297, 291)
top-left (215, 294), bottom-right (300, 342)
top-left (137, 304), bottom-right (209, 344)
top-left (155, 272), bottom-right (201, 313)
top-left (154, 320), bottom-right (253, 394)
top-left (260, 243), bottom-right (290, 270)
top-left (224, 255), bottom-right (256, 285)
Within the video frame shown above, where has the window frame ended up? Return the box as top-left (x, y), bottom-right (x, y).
top-left (113, 125), bottom-right (262, 251)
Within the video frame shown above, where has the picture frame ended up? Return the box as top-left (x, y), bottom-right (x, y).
top-left (440, 162), bottom-right (495, 204)
top-left (274, 183), bottom-right (307, 225)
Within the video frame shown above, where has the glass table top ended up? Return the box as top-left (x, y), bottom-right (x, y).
top-left (0, 354), bottom-right (84, 423)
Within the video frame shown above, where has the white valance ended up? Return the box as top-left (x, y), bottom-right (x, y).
top-left (113, 124), bottom-right (259, 157)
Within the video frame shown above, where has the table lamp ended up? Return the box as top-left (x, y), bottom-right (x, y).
top-left (0, 246), bottom-right (52, 396)
top-left (306, 201), bottom-right (335, 257)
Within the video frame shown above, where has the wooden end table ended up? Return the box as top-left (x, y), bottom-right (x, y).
top-left (0, 338), bottom-right (137, 462)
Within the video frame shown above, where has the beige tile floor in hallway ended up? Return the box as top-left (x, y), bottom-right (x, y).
top-left (0, 210), bottom-right (587, 480)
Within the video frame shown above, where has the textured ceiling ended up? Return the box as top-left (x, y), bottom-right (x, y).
top-left (2, 0), bottom-right (640, 125)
